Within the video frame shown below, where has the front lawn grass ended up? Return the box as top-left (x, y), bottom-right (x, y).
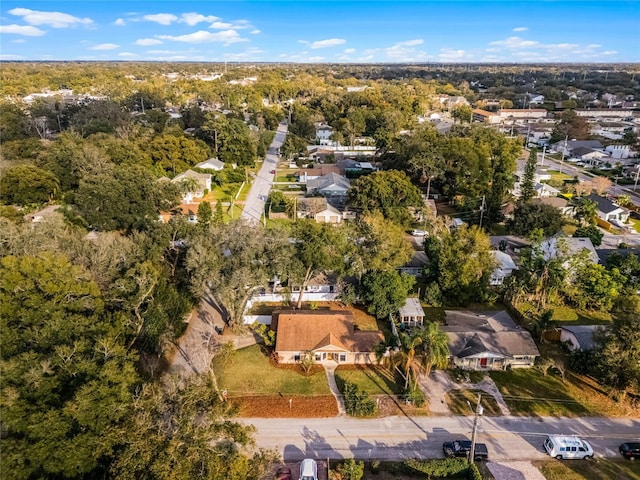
top-left (533, 458), bottom-right (640, 480)
top-left (211, 344), bottom-right (330, 395)
top-left (489, 369), bottom-right (592, 417)
top-left (445, 389), bottom-right (503, 416)
top-left (334, 365), bottom-right (402, 395)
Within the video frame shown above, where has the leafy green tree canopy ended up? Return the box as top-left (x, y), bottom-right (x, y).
top-left (0, 164), bottom-right (59, 206)
top-left (349, 170), bottom-right (423, 226)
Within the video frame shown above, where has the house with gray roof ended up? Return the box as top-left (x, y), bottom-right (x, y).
top-left (551, 140), bottom-right (603, 157)
top-left (558, 325), bottom-right (602, 351)
top-left (306, 172), bottom-right (351, 198)
top-left (443, 310), bottom-right (540, 370)
top-left (586, 194), bottom-right (630, 225)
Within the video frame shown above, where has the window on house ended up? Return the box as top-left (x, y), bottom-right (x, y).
top-left (294, 354), bottom-right (301, 362)
top-left (314, 354), bottom-right (322, 361)
top-left (339, 354), bottom-right (346, 362)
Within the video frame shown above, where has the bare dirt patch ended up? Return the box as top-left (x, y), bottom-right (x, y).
top-left (229, 395), bottom-right (338, 417)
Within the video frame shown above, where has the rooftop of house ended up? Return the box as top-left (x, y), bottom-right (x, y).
top-left (586, 193), bottom-right (626, 214)
top-left (442, 310), bottom-right (540, 358)
top-left (272, 310), bottom-right (384, 353)
top-left (399, 297), bottom-right (425, 318)
top-left (307, 172), bottom-right (351, 192)
top-left (531, 196), bottom-right (569, 209)
top-left (559, 325), bottom-right (603, 350)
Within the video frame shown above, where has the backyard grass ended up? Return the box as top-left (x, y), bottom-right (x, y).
top-left (549, 305), bottom-right (612, 324)
top-left (629, 217), bottom-right (640, 233)
top-left (445, 389), bottom-right (503, 416)
top-left (533, 458), bottom-right (640, 480)
top-left (211, 344), bottom-right (331, 395)
top-left (334, 365), bottom-right (402, 395)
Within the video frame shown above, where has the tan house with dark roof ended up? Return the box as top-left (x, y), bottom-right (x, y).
top-left (273, 310), bottom-right (384, 365)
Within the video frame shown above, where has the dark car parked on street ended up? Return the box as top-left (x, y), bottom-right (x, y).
top-left (443, 440), bottom-right (489, 461)
top-left (619, 442), bottom-right (640, 460)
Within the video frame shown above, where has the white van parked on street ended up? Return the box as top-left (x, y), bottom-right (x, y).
top-left (544, 435), bottom-right (594, 460)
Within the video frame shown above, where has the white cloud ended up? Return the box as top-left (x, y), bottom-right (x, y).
top-left (118, 52), bottom-right (139, 58)
top-left (396, 39), bottom-right (424, 47)
top-left (135, 38), bottom-right (163, 46)
top-left (310, 38), bottom-right (346, 49)
top-left (0, 24), bottom-right (45, 36)
top-left (157, 30), bottom-right (247, 45)
top-left (90, 43), bottom-right (120, 50)
top-left (12, 38), bottom-right (26, 43)
top-left (298, 40), bottom-right (309, 45)
top-left (513, 26), bottom-right (528, 32)
top-left (9, 8), bottom-right (92, 28)
top-left (489, 36), bottom-right (539, 49)
top-left (438, 48), bottom-right (466, 62)
top-left (223, 47), bottom-right (265, 61)
top-left (343, 48), bottom-right (356, 54)
top-left (602, 50), bottom-right (617, 55)
top-left (210, 21), bottom-right (234, 29)
top-left (250, 29), bottom-right (261, 34)
top-left (144, 13), bottom-right (178, 25)
top-left (114, 18), bottom-right (126, 26)
top-left (0, 54), bottom-right (23, 60)
top-left (181, 12), bottom-right (219, 26)
top-left (307, 56), bottom-right (325, 62)
top-left (385, 39), bottom-right (426, 61)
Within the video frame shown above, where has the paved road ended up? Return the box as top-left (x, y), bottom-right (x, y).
top-left (241, 415), bottom-right (640, 462)
top-left (240, 121), bottom-right (288, 225)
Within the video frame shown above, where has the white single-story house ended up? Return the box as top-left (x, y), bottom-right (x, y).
top-left (535, 182), bottom-right (561, 198)
top-left (490, 250), bottom-right (518, 286)
top-left (558, 325), bottom-right (602, 351)
top-left (272, 310), bottom-right (384, 365)
top-left (443, 310), bottom-right (540, 370)
top-left (586, 194), bottom-right (630, 225)
top-left (171, 169), bottom-right (212, 203)
top-left (314, 204), bottom-right (343, 224)
top-left (196, 157), bottom-right (226, 171)
top-left (398, 297), bottom-right (425, 327)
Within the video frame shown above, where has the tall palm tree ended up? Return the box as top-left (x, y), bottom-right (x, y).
top-left (391, 322), bottom-right (450, 390)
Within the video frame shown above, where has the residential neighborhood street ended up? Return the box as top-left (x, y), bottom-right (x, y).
top-left (240, 121), bottom-right (289, 225)
top-left (532, 152), bottom-right (640, 207)
top-left (241, 415), bottom-right (640, 462)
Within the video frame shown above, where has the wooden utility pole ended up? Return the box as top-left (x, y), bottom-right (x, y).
top-left (469, 393), bottom-right (483, 464)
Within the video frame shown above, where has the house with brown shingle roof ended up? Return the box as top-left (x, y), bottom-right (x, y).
top-left (272, 310), bottom-right (384, 365)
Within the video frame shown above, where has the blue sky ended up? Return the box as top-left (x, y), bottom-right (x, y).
top-left (1, 1), bottom-right (639, 63)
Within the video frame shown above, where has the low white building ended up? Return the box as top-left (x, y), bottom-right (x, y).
top-left (490, 250), bottom-right (518, 286)
top-left (398, 298), bottom-right (425, 327)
